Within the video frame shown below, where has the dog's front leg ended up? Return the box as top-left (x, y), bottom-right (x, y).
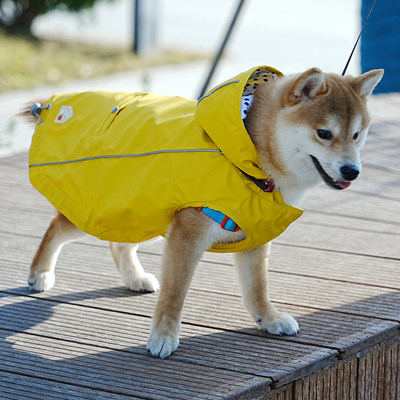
top-left (147, 208), bottom-right (214, 358)
top-left (234, 243), bottom-right (299, 335)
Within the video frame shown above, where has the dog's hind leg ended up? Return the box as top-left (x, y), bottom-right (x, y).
top-left (234, 243), bottom-right (299, 336)
top-left (28, 212), bottom-right (85, 292)
top-left (109, 242), bottom-right (159, 293)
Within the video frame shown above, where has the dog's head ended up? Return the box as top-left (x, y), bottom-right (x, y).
top-left (250, 68), bottom-right (384, 190)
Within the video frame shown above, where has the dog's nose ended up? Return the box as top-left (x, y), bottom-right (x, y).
top-left (340, 164), bottom-right (359, 181)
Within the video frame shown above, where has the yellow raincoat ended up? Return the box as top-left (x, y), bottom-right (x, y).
top-left (29, 66), bottom-right (303, 252)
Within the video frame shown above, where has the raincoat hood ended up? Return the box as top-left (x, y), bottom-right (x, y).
top-left (195, 66), bottom-right (283, 179)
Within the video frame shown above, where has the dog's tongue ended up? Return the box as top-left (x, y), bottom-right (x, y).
top-left (336, 181), bottom-right (351, 189)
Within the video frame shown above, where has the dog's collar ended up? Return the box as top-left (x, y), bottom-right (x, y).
top-left (240, 169), bottom-right (275, 192)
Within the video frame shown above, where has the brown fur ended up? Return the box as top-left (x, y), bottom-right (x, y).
top-left (19, 100), bottom-right (48, 124)
top-left (28, 67), bottom-right (383, 358)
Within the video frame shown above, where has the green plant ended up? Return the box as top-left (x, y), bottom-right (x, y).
top-left (0, 35), bottom-right (206, 92)
top-left (0, 0), bottom-right (112, 36)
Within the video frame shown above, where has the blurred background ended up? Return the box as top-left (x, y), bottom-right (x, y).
top-left (0, 0), bottom-right (398, 155)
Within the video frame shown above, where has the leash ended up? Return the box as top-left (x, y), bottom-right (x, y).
top-left (342, 0), bottom-right (377, 76)
top-left (197, 0), bottom-right (247, 99)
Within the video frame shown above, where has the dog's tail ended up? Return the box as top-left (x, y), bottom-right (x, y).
top-left (18, 99), bottom-right (48, 126)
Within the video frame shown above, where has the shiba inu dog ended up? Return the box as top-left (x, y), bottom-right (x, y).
top-left (25, 66), bottom-right (383, 358)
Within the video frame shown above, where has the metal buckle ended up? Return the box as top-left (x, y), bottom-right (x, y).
top-left (262, 178), bottom-right (275, 192)
top-left (30, 103), bottom-right (52, 126)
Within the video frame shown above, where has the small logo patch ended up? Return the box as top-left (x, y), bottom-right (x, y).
top-left (54, 106), bottom-right (73, 123)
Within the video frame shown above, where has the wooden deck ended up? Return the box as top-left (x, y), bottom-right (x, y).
top-left (0, 93), bottom-right (399, 399)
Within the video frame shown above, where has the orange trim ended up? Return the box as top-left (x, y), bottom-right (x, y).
top-left (221, 215), bottom-right (229, 230)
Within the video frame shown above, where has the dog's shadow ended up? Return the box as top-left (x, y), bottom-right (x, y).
top-left (0, 286), bottom-right (182, 397)
top-left (1, 285), bottom-right (399, 397)
top-left (3, 285), bottom-right (291, 397)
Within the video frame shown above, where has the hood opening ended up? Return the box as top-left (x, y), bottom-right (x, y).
top-left (195, 66), bottom-right (283, 180)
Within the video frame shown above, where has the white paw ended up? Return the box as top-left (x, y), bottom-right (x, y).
top-left (257, 312), bottom-right (299, 336)
top-left (125, 273), bottom-right (160, 293)
top-left (28, 271), bottom-right (55, 292)
top-left (146, 321), bottom-right (180, 358)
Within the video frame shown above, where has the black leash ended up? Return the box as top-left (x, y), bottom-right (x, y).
top-left (240, 169), bottom-right (275, 192)
top-left (199, 0), bottom-right (377, 97)
top-left (342, 0), bottom-right (377, 76)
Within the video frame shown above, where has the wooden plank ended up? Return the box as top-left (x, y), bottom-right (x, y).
top-left (277, 224), bottom-right (399, 259)
top-left (336, 361), bottom-right (344, 400)
top-left (0, 328), bottom-right (271, 400)
top-left (383, 341), bottom-right (391, 400)
top-left (0, 150), bottom-right (28, 166)
top-left (290, 356), bottom-right (360, 400)
top-left (136, 233), bottom-right (399, 291)
top-left (269, 244), bottom-right (400, 290)
top-left (377, 341), bottom-right (385, 400)
top-left (0, 293), bottom-right (336, 389)
top-left (370, 346), bottom-right (379, 400)
top-left (330, 364), bottom-right (338, 400)
top-left (223, 377), bottom-right (272, 400)
top-left (390, 338), bottom-right (399, 400)
top-left (0, 370), bottom-right (141, 400)
top-left (345, 356), bottom-right (357, 400)
top-left (268, 384), bottom-right (293, 400)
top-left (368, 95), bottom-right (400, 125)
top-left (171, 242), bottom-right (400, 291)
top-left (366, 350), bottom-right (373, 400)
top-left (293, 377), bottom-right (303, 399)
top-left (300, 185), bottom-right (400, 227)
top-left (396, 339), bottom-right (400, 400)
top-left (355, 337), bottom-right (400, 400)
top-left (299, 208), bottom-right (399, 237)
top-left (322, 367), bottom-right (331, 400)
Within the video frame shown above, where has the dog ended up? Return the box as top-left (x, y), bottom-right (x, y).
top-left (24, 66), bottom-right (383, 358)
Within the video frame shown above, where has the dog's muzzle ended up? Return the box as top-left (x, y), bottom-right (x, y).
top-left (310, 155), bottom-right (357, 190)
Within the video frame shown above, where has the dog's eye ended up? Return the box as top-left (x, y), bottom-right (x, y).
top-left (353, 132), bottom-right (359, 140)
top-left (316, 129), bottom-right (333, 140)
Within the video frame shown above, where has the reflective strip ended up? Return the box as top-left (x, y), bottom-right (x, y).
top-left (29, 148), bottom-right (222, 168)
top-left (198, 80), bottom-right (240, 103)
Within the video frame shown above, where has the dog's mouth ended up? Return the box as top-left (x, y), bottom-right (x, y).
top-left (310, 155), bottom-right (351, 190)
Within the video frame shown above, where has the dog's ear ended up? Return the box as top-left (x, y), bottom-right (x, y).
top-left (348, 69), bottom-right (384, 99)
top-left (286, 68), bottom-right (326, 106)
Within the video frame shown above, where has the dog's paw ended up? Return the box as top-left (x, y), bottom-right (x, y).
top-left (125, 272), bottom-right (160, 293)
top-left (146, 333), bottom-right (179, 359)
top-left (28, 271), bottom-right (55, 292)
top-left (257, 312), bottom-right (299, 336)
top-left (146, 321), bottom-right (180, 358)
